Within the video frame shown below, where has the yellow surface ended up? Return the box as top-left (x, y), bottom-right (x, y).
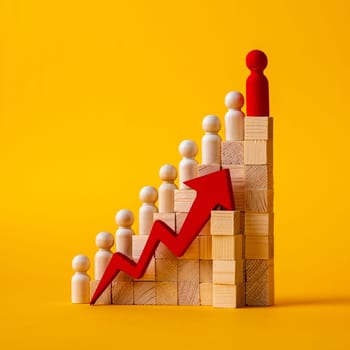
top-left (1, 0), bottom-right (350, 349)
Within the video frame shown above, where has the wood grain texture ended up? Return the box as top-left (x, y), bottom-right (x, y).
top-left (199, 282), bottom-right (213, 306)
top-left (133, 257), bottom-right (155, 282)
top-left (200, 260), bottom-right (213, 283)
top-left (174, 189), bottom-right (196, 213)
top-left (198, 164), bottom-right (221, 176)
top-left (210, 210), bottom-right (240, 235)
top-left (90, 280), bottom-right (111, 305)
top-left (156, 282), bottom-right (178, 305)
top-left (153, 212), bottom-right (176, 230)
top-left (246, 259), bottom-right (274, 282)
top-left (199, 235), bottom-right (212, 259)
top-left (212, 235), bottom-right (243, 260)
top-left (133, 281), bottom-right (156, 305)
top-left (245, 236), bottom-right (274, 259)
top-left (111, 281), bottom-right (134, 305)
top-left (132, 235), bottom-right (149, 259)
top-left (178, 237), bottom-right (199, 259)
top-left (199, 220), bottom-right (210, 236)
top-left (245, 189), bottom-right (274, 212)
top-left (244, 140), bottom-right (272, 165)
top-left (245, 212), bottom-right (274, 236)
top-left (222, 164), bottom-right (246, 192)
top-left (178, 259), bottom-right (200, 281)
top-left (178, 281), bottom-right (200, 305)
top-left (245, 165), bottom-right (272, 190)
top-left (213, 283), bottom-right (245, 308)
top-left (213, 259), bottom-right (244, 284)
top-left (244, 116), bottom-right (273, 140)
top-left (155, 259), bottom-right (178, 281)
top-left (221, 141), bottom-right (244, 165)
top-left (155, 242), bottom-right (177, 259)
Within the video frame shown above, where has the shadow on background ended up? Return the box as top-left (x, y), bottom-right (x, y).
top-left (275, 296), bottom-right (350, 307)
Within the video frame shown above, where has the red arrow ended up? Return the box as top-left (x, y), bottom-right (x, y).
top-left (90, 169), bottom-right (235, 304)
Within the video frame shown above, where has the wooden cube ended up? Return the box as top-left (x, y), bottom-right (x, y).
top-left (212, 235), bottom-right (243, 260)
top-left (199, 235), bottom-right (212, 259)
top-left (133, 257), bottom-right (155, 282)
top-left (132, 235), bottom-right (149, 259)
top-left (213, 283), bottom-right (245, 308)
top-left (174, 189), bottom-right (196, 213)
top-left (90, 280), bottom-right (112, 305)
top-left (245, 165), bottom-right (273, 190)
top-left (177, 259), bottom-right (199, 281)
top-left (198, 164), bottom-right (221, 176)
top-left (200, 260), bottom-right (212, 283)
top-left (175, 212), bottom-right (187, 233)
top-left (199, 220), bottom-right (211, 236)
top-left (233, 191), bottom-right (245, 211)
top-left (133, 281), bottom-right (156, 305)
top-left (112, 281), bottom-right (134, 305)
top-left (153, 212), bottom-right (176, 230)
top-left (245, 213), bottom-right (274, 236)
top-left (115, 271), bottom-right (132, 282)
top-left (200, 282), bottom-right (213, 306)
top-left (222, 141), bottom-right (244, 165)
top-left (156, 282), bottom-right (178, 305)
top-left (244, 116), bottom-right (273, 140)
top-left (246, 259), bottom-right (274, 306)
top-left (211, 210), bottom-right (240, 235)
top-left (244, 140), bottom-right (272, 165)
top-left (155, 259), bottom-right (178, 281)
top-left (178, 281), bottom-right (200, 305)
top-left (155, 242), bottom-right (176, 259)
top-left (213, 259), bottom-right (244, 284)
top-left (179, 237), bottom-right (199, 259)
top-left (222, 165), bottom-right (246, 192)
top-left (245, 190), bottom-right (274, 212)
top-left (245, 236), bottom-right (274, 259)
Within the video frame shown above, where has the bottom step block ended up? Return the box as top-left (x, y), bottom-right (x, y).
top-left (156, 282), bottom-right (178, 305)
top-left (213, 283), bottom-right (245, 308)
top-left (112, 281), bottom-right (134, 305)
top-left (200, 282), bottom-right (213, 306)
top-left (90, 280), bottom-right (112, 305)
top-left (134, 281), bottom-right (156, 305)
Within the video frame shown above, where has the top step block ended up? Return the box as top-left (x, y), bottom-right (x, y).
top-left (244, 117), bottom-right (273, 140)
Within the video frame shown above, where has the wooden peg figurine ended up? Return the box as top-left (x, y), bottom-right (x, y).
top-left (139, 186), bottom-right (158, 235)
top-left (115, 209), bottom-right (134, 258)
top-left (224, 91), bottom-right (245, 141)
top-left (246, 50), bottom-right (269, 116)
top-left (158, 164), bottom-right (177, 213)
top-left (179, 140), bottom-right (198, 189)
top-left (201, 115), bottom-right (221, 165)
top-left (71, 254), bottom-right (91, 303)
top-left (94, 232), bottom-right (114, 280)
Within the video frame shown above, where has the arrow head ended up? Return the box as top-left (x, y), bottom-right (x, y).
top-left (184, 169), bottom-right (235, 210)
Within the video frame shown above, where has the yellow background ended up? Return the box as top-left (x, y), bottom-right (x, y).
top-left (1, 0), bottom-right (350, 348)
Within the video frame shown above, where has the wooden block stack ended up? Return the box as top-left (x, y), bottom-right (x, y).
top-left (244, 117), bottom-right (274, 306)
top-left (211, 210), bottom-right (245, 308)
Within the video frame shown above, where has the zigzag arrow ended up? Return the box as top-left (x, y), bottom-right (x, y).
top-left (90, 169), bottom-right (235, 304)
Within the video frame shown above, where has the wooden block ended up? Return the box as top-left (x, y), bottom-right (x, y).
top-left (153, 212), bottom-right (176, 230)
top-left (90, 280), bottom-right (112, 305)
top-left (213, 283), bottom-right (245, 308)
top-left (175, 212), bottom-right (186, 233)
top-left (222, 165), bottom-right (246, 192)
top-left (156, 282), bottom-right (178, 305)
top-left (245, 212), bottom-right (274, 235)
top-left (240, 212), bottom-right (245, 234)
top-left (178, 281), bottom-right (200, 305)
top-left (246, 259), bottom-right (274, 282)
top-left (200, 282), bottom-right (213, 306)
top-left (244, 116), bottom-right (273, 140)
top-left (212, 235), bottom-right (243, 260)
top-left (199, 235), bottom-right (212, 259)
top-left (174, 189), bottom-right (196, 213)
top-left (133, 281), bottom-right (156, 305)
top-left (200, 260), bottom-right (212, 283)
top-left (132, 235), bottom-right (149, 259)
top-left (244, 140), bottom-right (272, 165)
top-left (199, 220), bottom-right (210, 236)
top-left (198, 164), bottom-right (221, 176)
top-left (179, 237), bottom-right (199, 259)
top-left (155, 259), bottom-right (178, 281)
top-left (245, 190), bottom-right (273, 212)
top-left (112, 281), bottom-right (134, 305)
top-left (115, 271), bottom-right (132, 282)
top-left (133, 257), bottom-right (155, 281)
top-left (155, 242), bottom-right (176, 259)
top-left (245, 259), bottom-right (274, 306)
top-left (222, 141), bottom-right (244, 165)
top-left (211, 210), bottom-right (240, 235)
top-left (213, 260), bottom-right (244, 284)
top-left (245, 165), bottom-right (273, 190)
top-left (233, 191), bottom-right (245, 211)
top-left (178, 259), bottom-right (199, 281)
top-left (245, 236), bottom-right (274, 259)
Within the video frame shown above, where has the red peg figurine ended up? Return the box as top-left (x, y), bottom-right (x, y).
top-left (246, 50), bottom-right (269, 116)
